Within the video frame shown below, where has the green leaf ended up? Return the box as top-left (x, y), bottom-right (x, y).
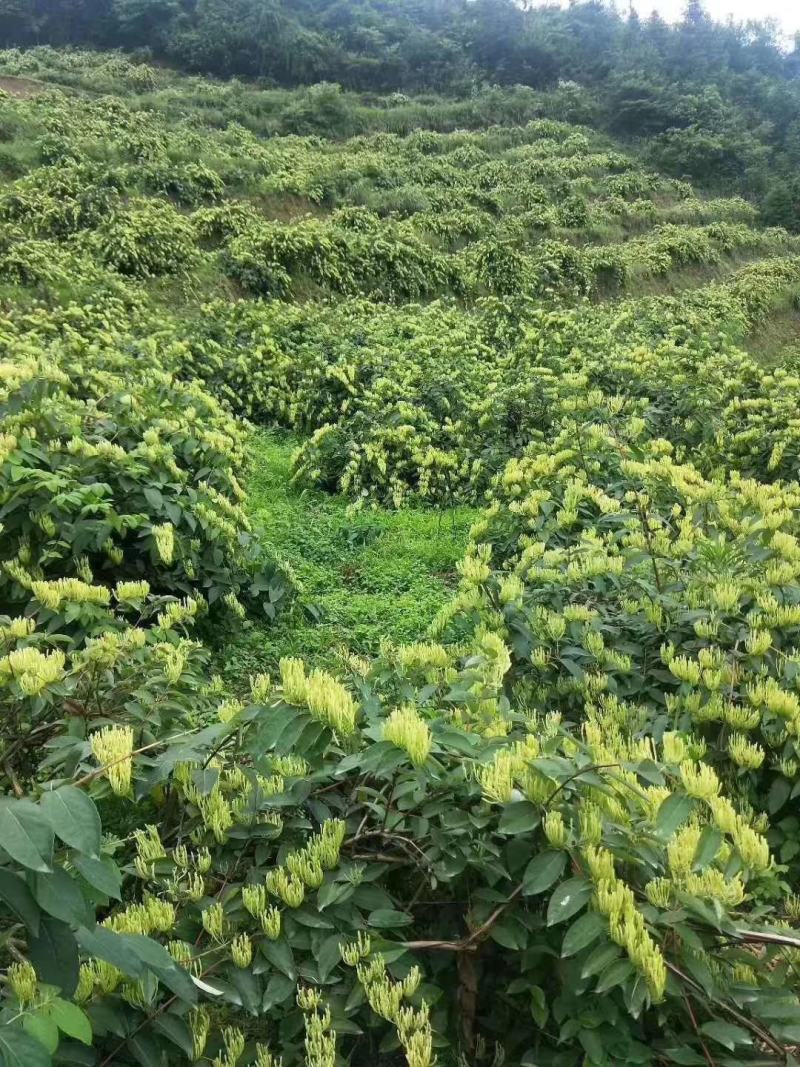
top-left (581, 941), bottom-right (620, 978)
top-left (498, 801), bottom-right (540, 835)
top-left (318, 934), bottom-right (343, 982)
top-left (152, 1014), bottom-right (194, 1058)
top-left (368, 908), bottom-right (413, 928)
top-left (262, 973), bottom-right (295, 1010)
top-left (530, 985), bottom-right (548, 1028)
top-left (0, 1024), bottom-right (52, 1067)
top-left (30, 868), bottom-right (92, 927)
top-left (522, 850), bottom-right (566, 895)
top-left (227, 965), bottom-right (262, 1016)
top-left (579, 1027), bottom-right (605, 1062)
top-left (594, 958), bottom-right (634, 993)
top-left (260, 937), bottom-right (296, 980)
top-left (768, 776), bottom-right (792, 815)
top-left (23, 1014), bottom-right (59, 1055)
top-left (655, 794), bottom-right (696, 839)
top-left (75, 925), bottom-right (144, 978)
top-left (127, 1031), bottom-right (164, 1067)
top-left (547, 876), bottom-right (591, 926)
top-left (48, 998), bottom-right (92, 1045)
top-left (562, 912), bottom-right (606, 958)
top-left (490, 917), bottom-right (527, 950)
top-left (125, 934), bottom-right (198, 1003)
top-left (0, 800), bottom-right (53, 873)
top-left (29, 916), bottom-right (80, 997)
top-left (72, 853), bottom-right (122, 900)
top-left (692, 827), bottom-right (722, 871)
top-left (317, 880), bottom-right (353, 910)
top-left (40, 788), bottom-right (101, 858)
top-left (0, 867), bottom-right (40, 934)
top-left (700, 1021), bottom-right (752, 1051)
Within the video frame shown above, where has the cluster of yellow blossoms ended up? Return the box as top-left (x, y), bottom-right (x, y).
top-left (279, 657), bottom-right (358, 736)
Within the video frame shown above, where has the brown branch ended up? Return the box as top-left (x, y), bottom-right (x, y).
top-left (3, 761), bottom-right (23, 799)
top-left (402, 884), bottom-right (525, 955)
top-left (683, 989), bottom-right (717, 1067)
top-left (348, 829), bottom-right (430, 866)
top-left (665, 960), bottom-right (787, 1062)
top-left (731, 929), bottom-right (800, 951)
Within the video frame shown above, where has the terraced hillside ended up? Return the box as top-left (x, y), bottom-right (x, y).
top-left (2, 47), bottom-right (800, 1067)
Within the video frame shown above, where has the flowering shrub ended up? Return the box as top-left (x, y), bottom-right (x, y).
top-left (178, 255), bottom-right (800, 507)
top-left (88, 199), bottom-right (197, 277)
top-left (0, 627), bottom-right (798, 1064)
top-left (436, 418), bottom-right (800, 873)
top-left (0, 304), bottom-right (291, 628)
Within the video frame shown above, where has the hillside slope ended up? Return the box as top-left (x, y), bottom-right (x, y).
top-left (2, 48), bottom-right (800, 1067)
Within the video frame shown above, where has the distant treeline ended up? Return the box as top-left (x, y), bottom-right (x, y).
top-left (1, 0), bottom-right (799, 226)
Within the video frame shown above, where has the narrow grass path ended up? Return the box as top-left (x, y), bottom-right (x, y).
top-left (215, 431), bottom-right (476, 685)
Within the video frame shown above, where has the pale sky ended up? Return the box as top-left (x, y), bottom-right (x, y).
top-left (630, 0), bottom-right (799, 37)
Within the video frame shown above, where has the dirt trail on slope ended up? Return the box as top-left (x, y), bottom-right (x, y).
top-left (0, 75), bottom-right (46, 98)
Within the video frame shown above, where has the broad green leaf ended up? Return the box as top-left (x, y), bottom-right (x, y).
top-left (522, 850), bottom-right (566, 895)
top-left (0, 1024), bottom-right (52, 1067)
top-left (579, 1027), bottom-right (605, 1062)
top-left (594, 958), bottom-right (635, 993)
top-left (227, 965), bottom-right (262, 1016)
top-left (655, 794), bottom-right (696, 839)
top-left (48, 998), bottom-right (92, 1044)
top-left (530, 985), bottom-right (548, 1029)
top-left (30, 868), bottom-right (92, 927)
top-left (0, 800), bottom-right (53, 873)
top-left (262, 973), bottom-right (295, 1010)
top-left (368, 908), bottom-right (413, 928)
top-left (40, 787), bottom-right (101, 857)
top-left (72, 853), bottom-right (122, 900)
top-left (692, 827), bottom-right (722, 871)
top-left (581, 941), bottom-right (620, 978)
top-left (490, 917), bottom-right (527, 950)
top-left (562, 912), bottom-right (607, 958)
top-left (23, 1014), bottom-right (59, 1054)
top-left (125, 934), bottom-right (198, 1003)
top-left (260, 937), bottom-right (296, 980)
top-left (152, 1014), bottom-right (194, 1058)
top-left (127, 1031), bottom-right (164, 1067)
top-left (658, 1049), bottom-right (707, 1065)
top-left (0, 867), bottom-right (40, 934)
top-left (318, 934), bottom-right (343, 981)
top-left (547, 876), bottom-right (591, 926)
top-left (700, 1021), bottom-right (752, 1051)
top-left (498, 801), bottom-right (540, 835)
top-left (29, 915), bottom-right (80, 996)
top-left (768, 776), bottom-right (792, 815)
top-left (75, 925), bottom-right (144, 978)
top-left (317, 880), bottom-right (353, 911)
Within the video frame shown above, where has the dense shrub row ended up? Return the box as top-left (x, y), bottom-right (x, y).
top-left (178, 256), bottom-right (800, 505)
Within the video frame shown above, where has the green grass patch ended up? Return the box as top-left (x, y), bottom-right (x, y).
top-left (214, 430), bottom-right (475, 685)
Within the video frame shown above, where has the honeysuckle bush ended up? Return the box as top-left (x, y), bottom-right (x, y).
top-left (2, 629), bottom-right (800, 1064)
top-left (433, 414), bottom-right (800, 873)
top-left (0, 588), bottom-right (211, 785)
top-left (87, 199), bottom-right (199, 278)
top-left (223, 216), bottom-right (458, 302)
top-left (0, 304), bottom-right (291, 627)
top-left (176, 255), bottom-right (800, 508)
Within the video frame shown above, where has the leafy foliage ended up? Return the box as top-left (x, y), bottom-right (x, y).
top-left (1, 40), bottom-right (800, 1067)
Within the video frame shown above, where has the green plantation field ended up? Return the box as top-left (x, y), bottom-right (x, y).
top-left (3, 42), bottom-right (800, 1067)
